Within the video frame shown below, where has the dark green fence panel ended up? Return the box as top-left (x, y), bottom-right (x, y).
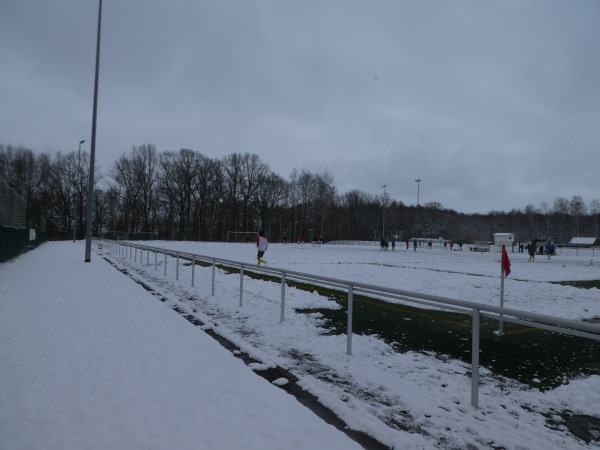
top-left (0, 226), bottom-right (47, 263)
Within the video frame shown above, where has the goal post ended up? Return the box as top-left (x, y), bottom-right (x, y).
top-left (226, 231), bottom-right (258, 243)
top-left (103, 231), bottom-right (153, 241)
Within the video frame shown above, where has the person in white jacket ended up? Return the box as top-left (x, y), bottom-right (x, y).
top-left (256, 231), bottom-right (268, 265)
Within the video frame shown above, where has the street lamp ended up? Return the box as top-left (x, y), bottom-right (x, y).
top-left (85, 0), bottom-right (103, 262)
top-left (381, 184), bottom-right (387, 240)
top-left (73, 139), bottom-right (85, 243)
top-left (415, 179), bottom-right (421, 236)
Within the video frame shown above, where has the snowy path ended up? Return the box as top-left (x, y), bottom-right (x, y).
top-left (0, 242), bottom-right (369, 450)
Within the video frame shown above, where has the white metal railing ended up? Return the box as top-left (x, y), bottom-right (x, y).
top-left (102, 239), bottom-right (600, 409)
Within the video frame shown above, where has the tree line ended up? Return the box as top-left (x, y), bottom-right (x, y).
top-left (1, 143), bottom-right (598, 245)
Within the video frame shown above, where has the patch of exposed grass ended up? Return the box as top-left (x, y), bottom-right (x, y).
top-left (298, 296), bottom-right (599, 391)
top-left (214, 262), bottom-right (599, 390)
top-left (553, 279), bottom-right (600, 290)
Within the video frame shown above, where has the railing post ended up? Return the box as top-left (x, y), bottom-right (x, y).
top-left (280, 272), bottom-right (286, 323)
top-left (191, 257), bottom-right (195, 287)
top-left (239, 265), bottom-right (244, 307)
top-left (146, 248), bottom-right (149, 265)
top-left (176, 253), bottom-right (179, 280)
top-left (164, 252), bottom-right (167, 276)
top-left (154, 251), bottom-right (157, 271)
top-left (134, 247), bottom-right (137, 263)
top-left (347, 285), bottom-right (354, 356)
top-left (211, 260), bottom-right (216, 296)
top-left (471, 308), bottom-right (480, 409)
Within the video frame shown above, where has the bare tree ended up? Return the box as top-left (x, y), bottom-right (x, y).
top-left (553, 197), bottom-right (570, 244)
top-left (313, 171), bottom-right (336, 239)
top-left (109, 145), bottom-right (157, 234)
top-left (589, 199), bottom-right (600, 238)
top-left (254, 172), bottom-right (287, 239)
top-left (570, 195), bottom-right (586, 237)
top-left (336, 189), bottom-right (376, 239)
top-left (222, 153), bottom-right (244, 233)
top-left (159, 149), bottom-right (204, 240)
top-left (239, 153), bottom-right (270, 231)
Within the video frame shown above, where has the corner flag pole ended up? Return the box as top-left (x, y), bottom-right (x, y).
top-left (499, 260), bottom-right (505, 335)
top-left (498, 244), bottom-right (511, 335)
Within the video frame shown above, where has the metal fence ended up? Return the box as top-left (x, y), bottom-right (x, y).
top-left (0, 179), bottom-right (26, 228)
top-left (104, 239), bottom-right (600, 409)
top-left (0, 226), bottom-right (46, 262)
top-left (0, 180), bottom-right (47, 262)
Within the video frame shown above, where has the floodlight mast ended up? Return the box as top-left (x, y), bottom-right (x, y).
top-left (415, 179), bottom-right (421, 237)
top-left (381, 184), bottom-right (387, 240)
top-left (84, 0), bottom-right (103, 262)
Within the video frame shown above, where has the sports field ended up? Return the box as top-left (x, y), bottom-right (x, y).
top-left (102, 241), bottom-right (600, 449)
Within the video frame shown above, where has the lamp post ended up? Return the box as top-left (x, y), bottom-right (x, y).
top-left (415, 179), bottom-right (421, 236)
top-left (381, 184), bottom-right (387, 241)
top-left (85, 0), bottom-right (103, 262)
top-left (73, 139), bottom-right (85, 242)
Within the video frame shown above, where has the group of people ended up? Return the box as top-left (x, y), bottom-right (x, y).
top-left (525, 239), bottom-right (555, 262)
top-left (258, 232), bottom-right (557, 266)
top-left (379, 238), bottom-right (396, 251)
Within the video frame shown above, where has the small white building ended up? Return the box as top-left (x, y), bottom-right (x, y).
top-left (492, 233), bottom-right (516, 252)
top-left (569, 237), bottom-right (599, 247)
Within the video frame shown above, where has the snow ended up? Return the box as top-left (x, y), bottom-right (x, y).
top-left (1, 241), bottom-right (599, 449)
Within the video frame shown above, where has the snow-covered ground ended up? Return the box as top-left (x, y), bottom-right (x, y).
top-left (1, 240), bottom-right (599, 449)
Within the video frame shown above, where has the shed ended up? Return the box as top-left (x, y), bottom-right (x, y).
top-left (493, 233), bottom-right (515, 247)
top-left (569, 237), bottom-right (599, 247)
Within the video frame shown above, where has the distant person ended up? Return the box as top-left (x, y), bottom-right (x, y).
top-left (459, 241), bottom-right (463, 251)
top-left (256, 231), bottom-right (268, 265)
top-left (413, 238), bottom-right (417, 252)
top-left (519, 243), bottom-right (524, 253)
top-left (405, 239), bottom-right (409, 250)
top-left (444, 241), bottom-right (448, 250)
top-left (391, 238), bottom-right (396, 251)
top-left (528, 241), bottom-right (536, 262)
top-left (545, 241), bottom-right (555, 260)
top-left (428, 240), bottom-right (432, 250)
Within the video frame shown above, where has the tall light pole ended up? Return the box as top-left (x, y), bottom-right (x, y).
top-left (85, 0), bottom-right (103, 262)
top-left (381, 184), bottom-right (387, 240)
top-left (73, 139), bottom-right (85, 243)
top-left (415, 179), bottom-right (421, 236)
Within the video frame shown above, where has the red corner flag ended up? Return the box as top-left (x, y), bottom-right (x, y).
top-left (501, 244), bottom-right (511, 277)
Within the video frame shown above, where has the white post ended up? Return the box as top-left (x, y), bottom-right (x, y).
top-left (346, 285), bottom-right (354, 356)
top-left (471, 308), bottom-right (480, 409)
top-left (154, 251), bottom-right (157, 271)
top-left (239, 266), bottom-right (244, 307)
top-left (280, 272), bottom-right (286, 323)
top-left (211, 260), bottom-right (216, 296)
top-left (191, 257), bottom-right (195, 287)
top-left (176, 253), bottom-right (179, 281)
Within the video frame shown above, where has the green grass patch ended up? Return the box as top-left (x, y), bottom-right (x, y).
top-left (213, 262), bottom-right (599, 390)
top-left (553, 279), bottom-right (600, 290)
top-left (298, 296), bottom-right (599, 390)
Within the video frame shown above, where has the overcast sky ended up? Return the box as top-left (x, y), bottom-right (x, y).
top-left (1, 0), bottom-right (599, 214)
